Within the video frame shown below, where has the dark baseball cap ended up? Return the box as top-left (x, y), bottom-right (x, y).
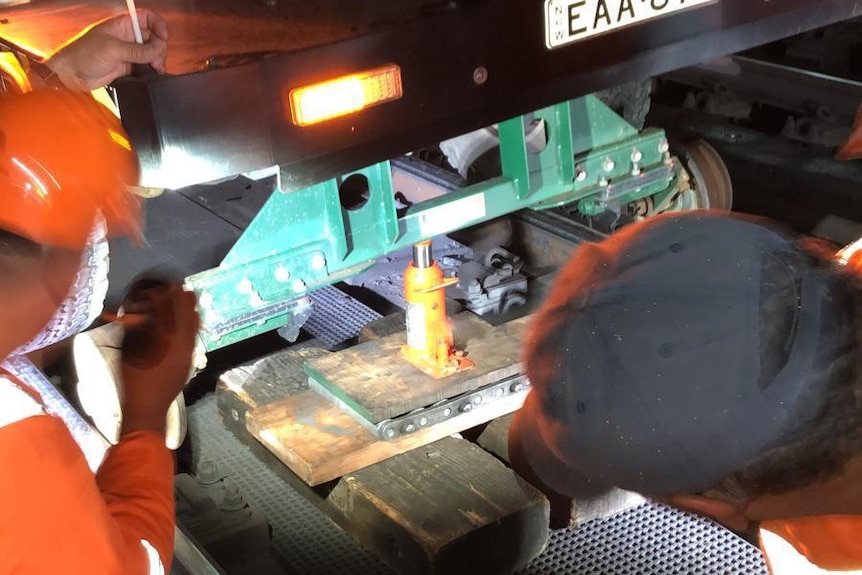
top-left (512, 211), bottom-right (849, 497)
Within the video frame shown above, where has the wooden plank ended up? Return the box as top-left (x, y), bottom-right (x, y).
top-left (476, 414), bottom-right (645, 529)
top-left (304, 313), bottom-right (530, 423)
top-left (357, 312), bottom-right (407, 343)
top-left (216, 347), bottom-right (330, 432)
top-left (326, 436), bottom-right (549, 575)
top-left (247, 387), bottom-right (525, 486)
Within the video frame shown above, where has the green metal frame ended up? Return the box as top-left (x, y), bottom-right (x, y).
top-left (187, 95), bottom-right (680, 350)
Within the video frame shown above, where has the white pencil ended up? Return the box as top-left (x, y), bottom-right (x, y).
top-left (125, 0), bottom-right (144, 44)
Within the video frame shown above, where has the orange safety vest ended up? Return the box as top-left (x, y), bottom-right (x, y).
top-left (0, 375), bottom-right (175, 574)
top-left (761, 516), bottom-right (862, 574)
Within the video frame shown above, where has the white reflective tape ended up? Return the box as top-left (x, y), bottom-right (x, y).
top-left (0, 377), bottom-right (44, 428)
top-left (760, 528), bottom-right (862, 575)
top-left (141, 539), bottom-right (165, 575)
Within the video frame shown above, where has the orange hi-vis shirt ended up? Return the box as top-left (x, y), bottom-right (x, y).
top-left (761, 517), bottom-right (862, 574)
top-left (0, 375), bottom-right (175, 574)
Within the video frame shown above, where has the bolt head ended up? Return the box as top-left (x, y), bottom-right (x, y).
top-left (472, 395), bottom-right (483, 405)
top-left (419, 417), bottom-right (429, 426)
top-left (511, 382), bottom-right (524, 393)
top-left (473, 66), bottom-right (488, 85)
top-left (460, 402), bottom-right (473, 413)
top-left (237, 278), bottom-right (253, 294)
top-left (275, 266), bottom-right (291, 283)
top-left (310, 253), bottom-right (326, 271)
top-left (443, 408), bottom-right (452, 417)
top-left (384, 428), bottom-right (396, 439)
top-left (658, 139), bottom-right (670, 154)
top-left (402, 423), bottom-right (416, 434)
top-left (292, 279), bottom-right (307, 293)
top-left (631, 149), bottom-right (643, 163)
top-left (603, 157), bottom-right (615, 172)
top-left (575, 167), bottom-right (588, 182)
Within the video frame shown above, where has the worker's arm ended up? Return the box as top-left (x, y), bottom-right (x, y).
top-left (39, 11), bottom-right (168, 91)
top-left (0, 283), bottom-right (197, 573)
top-left (0, 388), bottom-right (172, 574)
top-left (97, 429), bottom-right (176, 572)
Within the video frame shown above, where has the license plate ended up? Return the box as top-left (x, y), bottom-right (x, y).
top-left (544, 0), bottom-right (717, 50)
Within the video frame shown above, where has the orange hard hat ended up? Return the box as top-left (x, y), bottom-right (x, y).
top-left (0, 89), bottom-right (141, 250)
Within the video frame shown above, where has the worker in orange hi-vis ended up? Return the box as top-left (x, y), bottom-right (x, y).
top-left (0, 13), bottom-right (199, 575)
top-left (509, 211), bottom-right (862, 575)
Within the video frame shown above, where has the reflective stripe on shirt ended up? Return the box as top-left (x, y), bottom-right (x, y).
top-left (141, 539), bottom-right (166, 575)
top-left (0, 376), bottom-right (44, 427)
top-left (760, 528), bottom-right (862, 575)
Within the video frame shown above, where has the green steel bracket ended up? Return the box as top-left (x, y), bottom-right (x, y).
top-left (187, 95), bottom-right (680, 351)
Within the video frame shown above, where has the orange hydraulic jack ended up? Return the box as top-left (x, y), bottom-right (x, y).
top-left (400, 240), bottom-right (474, 379)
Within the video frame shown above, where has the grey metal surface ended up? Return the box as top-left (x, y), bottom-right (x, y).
top-left (523, 505), bottom-right (767, 575)
top-left (305, 285), bottom-right (383, 350)
top-left (188, 392), bottom-right (768, 575)
top-left (188, 394), bottom-right (391, 575)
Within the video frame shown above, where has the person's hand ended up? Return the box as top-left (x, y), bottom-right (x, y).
top-left (119, 282), bottom-right (199, 437)
top-left (43, 10), bottom-right (168, 92)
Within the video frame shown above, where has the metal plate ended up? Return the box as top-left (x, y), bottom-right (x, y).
top-left (545, 0), bottom-right (718, 50)
top-left (522, 503), bottom-right (768, 575)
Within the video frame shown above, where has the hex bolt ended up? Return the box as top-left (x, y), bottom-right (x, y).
top-left (196, 460), bottom-right (221, 486)
top-left (237, 278), bottom-right (253, 294)
top-left (418, 416), bottom-right (429, 427)
top-left (274, 266), bottom-right (291, 283)
top-left (221, 481), bottom-right (246, 512)
top-left (443, 408), bottom-right (452, 417)
top-left (198, 292), bottom-right (214, 308)
top-left (603, 157), bottom-right (615, 172)
top-left (658, 139), bottom-right (670, 154)
top-left (473, 66), bottom-right (488, 85)
top-left (630, 149), bottom-right (643, 163)
top-left (459, 401), bottom-right (473, 413)
top-left (292, 279), bottom-right (307, 293)
top-left (310, 253), bottom-right (327, 271)
top-left (401, 422), bottom-right (417, 434)
top-left (510, 382), bottom-right (524, 393)
top-left (575, 167), bottom-right (588, 182)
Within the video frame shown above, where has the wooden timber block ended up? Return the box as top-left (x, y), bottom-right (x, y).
top-left (216, 346), bottom-right (331, 433)
top-left (305, 313), bottom-right (530, 423)
top-left (246, 386), bottom-right (526, 486)
top-left (357, 311), bottom-right (407, 343)
top-left (476, 414), bottom-right (645, 529)
top-left (326, 436), bottom-right (549, 575)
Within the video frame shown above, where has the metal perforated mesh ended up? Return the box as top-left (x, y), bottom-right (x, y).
top-left (522, 503), bottom-right (768, 575)
top-left (305, 285), bottom-right (382, 350)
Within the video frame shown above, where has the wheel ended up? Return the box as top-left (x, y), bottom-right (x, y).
top-left (627, 139), bottom-right (732, 220)
top-left (670, 139), bottom-right (734, 212)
